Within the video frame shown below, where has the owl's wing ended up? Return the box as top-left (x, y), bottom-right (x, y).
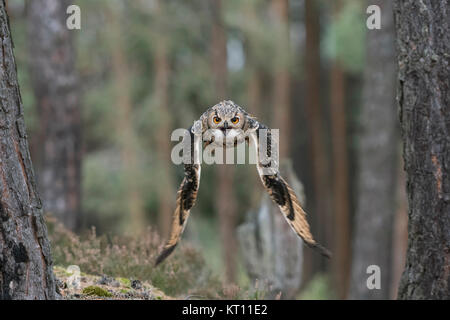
top-left (155, 128), bottom-right (202, 266)
top-left (248, 123), bottom-right (331, 258)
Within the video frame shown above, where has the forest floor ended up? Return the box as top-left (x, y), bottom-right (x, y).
top-left (54, 266), bottom-right (172, 300)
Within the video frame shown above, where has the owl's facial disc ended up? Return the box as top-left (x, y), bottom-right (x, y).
top-left (206, 101), bottom-right (246, 146)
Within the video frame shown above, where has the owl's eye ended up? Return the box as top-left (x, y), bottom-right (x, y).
top-left (213, 116), bottom-right (221, 124)
top-left (231, 117), bottom-right (239, 124)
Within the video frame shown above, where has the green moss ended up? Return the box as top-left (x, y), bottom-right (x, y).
top-left (53, 266), bottom-right (70, 276)
top-left (120, 289), bottom-right (130, 294)
top-left (82, 286), bottom-right (112, 297)
top-left (117, 277), bottom-right (131, 288)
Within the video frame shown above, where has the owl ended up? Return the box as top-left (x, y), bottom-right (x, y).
top-left (155, 100), bottom-right (331, 265)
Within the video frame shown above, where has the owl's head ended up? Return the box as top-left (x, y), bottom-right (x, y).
top-left (206, 100), bottom-right (245, 130)
top-left (202, 100), bottom-right (248, 147)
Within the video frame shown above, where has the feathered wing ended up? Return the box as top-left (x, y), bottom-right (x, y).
top-left (155, 129), bottom-right (202, 266)
top-left (248, 125), bottom-right (331, 258)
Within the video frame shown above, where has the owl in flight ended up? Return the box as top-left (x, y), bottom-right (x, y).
top-left (155, 100), bottom-right (331, 266)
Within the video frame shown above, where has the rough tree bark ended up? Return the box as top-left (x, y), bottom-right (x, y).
top-left (27, 0), bottom-right (81, 231)
top-left (349, 0), bottom-right (398, 300)
top-left (210, 0), bottom-right (238, 282)
top-left (0, 1), bottom-right (57, 299)
top-left (394, 0), bottom-right (449, 299)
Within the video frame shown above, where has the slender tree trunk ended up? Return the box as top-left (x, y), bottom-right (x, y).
top-left (210, 0), bottom-right (238, 282)
top-left (330, 0), bottom-right (351, 300)
top-left (271, 0), bottom-right (291, 159)
top-left (27, 0), bottom-right (81, 231)
top-left (391, 155), bottom-right (408, 299)
top-left (349, 0), bottom-right (398, 299)
top-left (243, 0), bottom-right (264, 209)
top-left (0, 1), bottom-right (57, 299)
top-left (107, 6), bottom-right (146, 234)
top-left (394, 0), bottom-right (450, 299)
top-left (330, 61), bottom-right (350, 299)
top-left (303, 0), bottom-right (331, 280)
top-left (153, 0), bottom-right (174, 239)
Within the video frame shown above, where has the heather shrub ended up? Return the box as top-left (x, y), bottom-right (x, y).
top-left (46, 216), bottom-right (222, 297)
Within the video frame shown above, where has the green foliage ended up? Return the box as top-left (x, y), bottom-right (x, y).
top-left (117, 277), bottom-right (131, 288)
top-left (323, 0), bottom-right (366, 74)
top-left (81, 150), bottom-right (127, 233)
top-left (82, 286), bottom-right (113, 297)
top-left (10, 10), bottom-right (37, 134)
top-left (298, 274), bottom-right (335, 300)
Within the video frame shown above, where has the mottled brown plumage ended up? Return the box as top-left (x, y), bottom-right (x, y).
top-left (155, 100), bottom-right (330, 266)
top-left (155, 163), bottom-right (200, 266)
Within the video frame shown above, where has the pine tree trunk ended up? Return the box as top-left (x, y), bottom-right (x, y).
top-left (394, 0), bottom-right (450, 300)
top-left (153, 0), bottom-right (174, 239)
top-left (390, 156), bottom-right (408, 299)
top-left (329, 0), bottom-right (350, 300)
top-left (303, 0), bottom-right (331, 280)
top-left (349, 0), bottom-right (397, 300)
top-left (27, 0), bottom-right (81, 231)
top-left (271, 0), bottom-right (291, 159)
top-left (210, 0), bottom-right (238, 282)
top-left (0, 1), bottom-right (57, 299)
top-left (330, 56), bottom-right (350, 300)
top-left (107, 6), bottom-right (146, 234)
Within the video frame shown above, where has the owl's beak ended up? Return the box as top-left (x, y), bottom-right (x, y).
top-left (221, 121), bottom-right (229, 135)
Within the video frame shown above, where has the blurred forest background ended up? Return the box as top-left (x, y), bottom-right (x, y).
top-left (6, 0), bottom-right (406, 299)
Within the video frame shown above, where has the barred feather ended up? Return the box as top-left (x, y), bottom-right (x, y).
top-left (250, 130), bottom-right (331, 259)
top-left (155, 163), bottom-right (200, 266)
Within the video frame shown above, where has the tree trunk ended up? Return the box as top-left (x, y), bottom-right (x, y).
top-left (0, 1), bottom-right (57, 299)
top-left (238, 161), bottom-right (305, 299)
top-left (349, 0), bottom-right (398, 300)
top-left (153, 0), bottom-right (174, 239)
top-left (271, 0), bottom-right (291, 159)
top-left (210, 0), bottom-right (238, 282)
top-left (391, 155), bottom-right (408, 299)
top-left (27, 0), bottom-right (81, 231)
top-left (303, 0), bottom-right (331, 280)
top-left (329, 0), bottom-right (351, 299)
top-left (394, 0), bottom-right (450, 300)
top-left (330, 57), bottom-right (350, 300)
top-left (107, 6), bottom-right (146, 234)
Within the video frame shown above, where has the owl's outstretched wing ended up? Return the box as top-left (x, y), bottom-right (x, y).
top-left (248, 124), bottom-right (331, 258)
top-left (155, 128), bottom-right (202, 266)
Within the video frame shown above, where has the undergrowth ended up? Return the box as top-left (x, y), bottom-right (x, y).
top-left (46, 215), bottom-right (265, 299)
